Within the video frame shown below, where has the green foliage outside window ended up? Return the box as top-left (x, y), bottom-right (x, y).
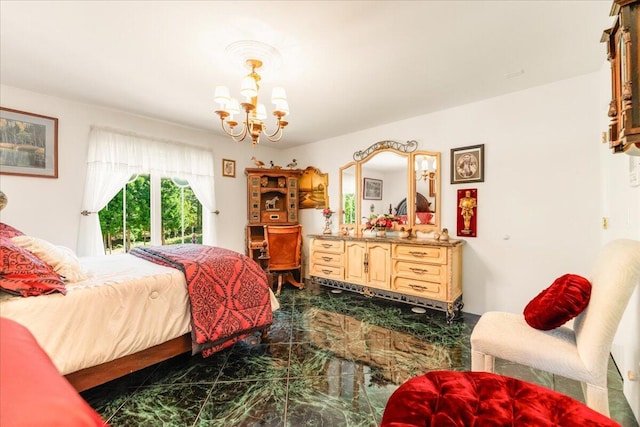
top-left (99, 175), bottom-right (202, 253)
top-left (343, 193), bottom-right (356, 224)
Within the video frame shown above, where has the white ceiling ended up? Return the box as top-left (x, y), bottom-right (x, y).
top-left (0, 1), bottom-right (614, 148)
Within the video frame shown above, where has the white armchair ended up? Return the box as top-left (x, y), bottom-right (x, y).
top-left (470, 239), bottom-right (640, 416)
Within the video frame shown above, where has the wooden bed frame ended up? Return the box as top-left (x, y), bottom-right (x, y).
top-left (65, 333), bottom-right (191, 392)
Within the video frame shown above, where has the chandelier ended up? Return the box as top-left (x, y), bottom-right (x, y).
top-left (416, 155), bottom-right (437, 181)
top-left (214, 42), bottom-right (289, 146)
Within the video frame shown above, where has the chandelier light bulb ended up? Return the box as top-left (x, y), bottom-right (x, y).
top-left (256, 103), bottom-right (267, 120)
top-left (214, 86), bottom-right (230, 107)
top-left (226, 98), bottom-right (240, 119)
top-left (271, 87), bottom-right (287, 104)
top-left (240, 76), bottom-right (258, 99)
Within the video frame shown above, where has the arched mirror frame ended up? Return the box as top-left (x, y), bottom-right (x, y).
top-left (338, 140), bottom-right (441, 236)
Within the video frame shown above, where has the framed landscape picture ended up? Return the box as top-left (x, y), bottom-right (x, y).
top-left (0, 107), bottom-right (58, 178)
top-left (363, 177), bottom-right (383, 200)
top-left (451, 144), bottom-right (484, 184)
top-left (299, 166), bottom-right (329, 209)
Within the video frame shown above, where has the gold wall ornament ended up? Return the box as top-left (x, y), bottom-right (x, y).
top-left (456, 189), bottom-right (478, 237)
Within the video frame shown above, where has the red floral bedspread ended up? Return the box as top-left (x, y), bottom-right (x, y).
top-left (130, 244), bottom-right (273, 357)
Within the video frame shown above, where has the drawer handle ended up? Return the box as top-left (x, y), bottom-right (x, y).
top-left (322, 256), bottom-right (334, 262)
top-left (321, 269), bottom-right (333, 274)
top-left (408, 284), bottom-right (428, 292)
top-left (321, 243), bottom-right (333, 248)
top-left (408, 251), bottom-right (428, 257)
top-left (409, 268), bottom-right (428, 275)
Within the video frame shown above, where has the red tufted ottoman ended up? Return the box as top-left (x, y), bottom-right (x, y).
top-left (381, 371), bottom-right (620, 427)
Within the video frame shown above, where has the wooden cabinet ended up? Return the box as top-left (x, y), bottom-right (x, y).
top-left (245, 168), bottom-right (302, 259)
top-left (309, 235), bottom-right (464, 323)
top-left (603, 0), bottom-right (640, 155)
top-left (344, 240), bottom-right (390, 289)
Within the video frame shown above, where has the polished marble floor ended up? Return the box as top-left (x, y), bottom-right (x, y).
top-left (82, 283), bottom-right (639, 426)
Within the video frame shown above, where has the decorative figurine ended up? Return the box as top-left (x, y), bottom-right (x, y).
top-left (286, 159), bottom-right (297, 169)
top-left (265, 196), bottom-right (279, 211)
top-left (251, 156), bottom-right (265, 168)
top-left (439, 228), bottom-right (450, 241)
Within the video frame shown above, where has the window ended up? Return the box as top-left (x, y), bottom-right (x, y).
top-left (79, 127), bottom-right (215, 257)
top-left (99, 174), bottom-right (202, 254)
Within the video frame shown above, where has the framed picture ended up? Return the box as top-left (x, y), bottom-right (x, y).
top-left (0, 107), bottom-right (58, 178)
top-left (363, 177), bottom-right (383, 200)
top-left (451, 144), bottom-right (484, 184)
top-left (299, 166), bottom-right (329, 209)
top-left (222, 158), bottom-right (235, 177)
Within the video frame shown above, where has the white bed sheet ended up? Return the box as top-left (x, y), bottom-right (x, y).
top-left (0, 254), bottom-right (192, 375)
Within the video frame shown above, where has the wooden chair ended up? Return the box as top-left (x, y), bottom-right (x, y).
top-left (263, 225), bottom-right (304, 296)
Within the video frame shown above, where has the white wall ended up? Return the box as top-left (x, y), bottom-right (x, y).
top-left (0, 84), bottom-right (282, 254)
top-left (289, 73), bottom-right (603, 315)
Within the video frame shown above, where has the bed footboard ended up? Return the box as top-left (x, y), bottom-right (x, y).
top-left (65, 333), bottom-right (191, 392)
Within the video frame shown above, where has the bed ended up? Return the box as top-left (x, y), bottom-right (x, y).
top-left (0, 223), bottom-right (279, 392)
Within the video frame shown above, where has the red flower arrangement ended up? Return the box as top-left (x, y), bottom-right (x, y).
top-left (366, 214), bottom-right (404, 230)
top-left (322, 208), bottom-right (334, 219)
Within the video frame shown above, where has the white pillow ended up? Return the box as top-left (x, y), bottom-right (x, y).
top-left (11, 236), bottom-right (87, 282)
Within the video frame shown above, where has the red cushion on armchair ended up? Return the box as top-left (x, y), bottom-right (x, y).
top-left (0, 317), bottom-right (107, 426)
top-left (381, 371), bottom-right (620, 427)
top-left (523, 273), bottom-right (591, 330)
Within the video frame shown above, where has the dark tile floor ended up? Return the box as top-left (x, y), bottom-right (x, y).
top-left (82, 283), bottom-right (639, 427)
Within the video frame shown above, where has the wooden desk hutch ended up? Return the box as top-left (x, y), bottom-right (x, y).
top-left (245, 167), bottom-right (303, 260)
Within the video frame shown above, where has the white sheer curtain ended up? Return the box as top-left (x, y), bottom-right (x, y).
top-left (77, 127), bottom-right (216, 256)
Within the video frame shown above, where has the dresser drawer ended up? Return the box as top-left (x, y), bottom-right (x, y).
top-left (311, 251), bottom-right (343, 267)
top-left (312, 239), bottom-right (344, 252)
top-left (393, 260), bottom-right (444, 282)
top-left (310, 263), bottom-right (344, 280)
top-left (393, 244), bottom-right (446, 264)
top-left (392, 276), bottom-right (444, 299)
top-left (261, 211), bottom-right (287, 223)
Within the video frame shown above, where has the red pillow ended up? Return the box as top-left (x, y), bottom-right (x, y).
top-left (0, 237), bottom-right (66, 297)
top-left (524, 274), bottom-right (591, 330)
top-left (0, 222), bottom-right (24, 239)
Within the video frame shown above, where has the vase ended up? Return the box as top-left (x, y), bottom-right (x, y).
top-left (376, 229), bottom-right (387, 237)
top-left (322, 216), bottom-right (332, 234)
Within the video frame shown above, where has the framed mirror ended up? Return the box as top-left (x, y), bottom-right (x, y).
top-left (338, 140), bottom-right (440, 237)
top-left (360, 150), bottom-right (409, 231)
top-left (411, 151), bottom-right (440, 233)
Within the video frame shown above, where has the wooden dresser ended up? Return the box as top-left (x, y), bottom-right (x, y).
top-left (309, 235), bottom-right (464, 323)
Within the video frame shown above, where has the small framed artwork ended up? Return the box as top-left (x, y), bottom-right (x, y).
top-left (222, 158), bottom-right (236, 177)
top-left (0, 107), bottom-right (58, 178)
top-left (451, 144), bottom-right (484, 184)
top-left (363, 177), bottom-right (383, 200)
